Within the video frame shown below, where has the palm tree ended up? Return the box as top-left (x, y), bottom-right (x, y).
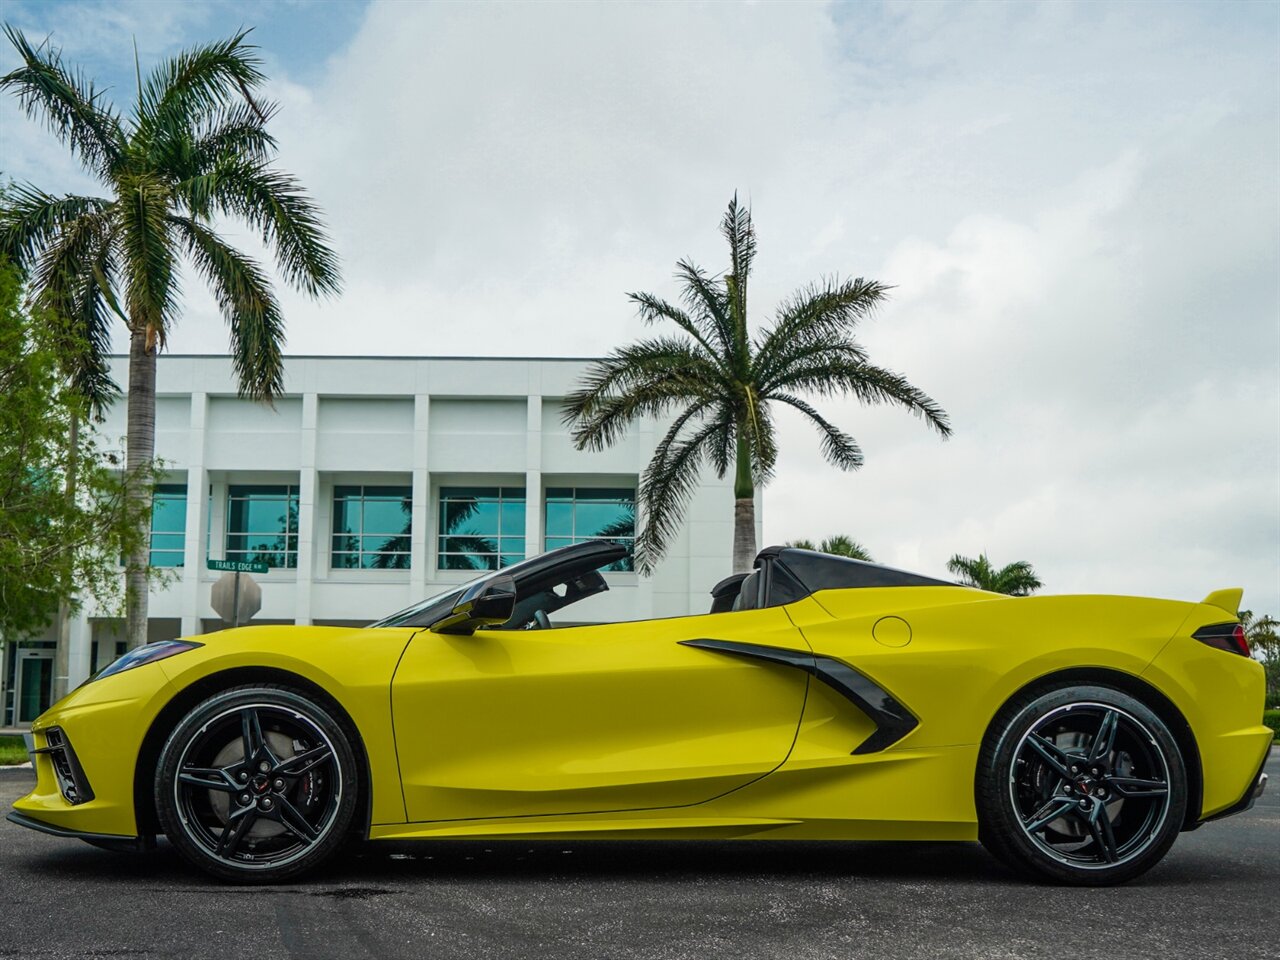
top-left (1240, 609), bottom-right (1279, 661)
top-left (947, 552), bottom-right (1042, 596)
top-left (787, 535), bottom-right (874, 562)
top-left (563, 195), bottom-right (950, 574)
top-left (1, 28), bottom-right (340, 647)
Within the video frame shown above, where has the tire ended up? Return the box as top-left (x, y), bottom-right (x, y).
top-left (155, 684), bottom-right (359, 883)
top-left (977, 683), bottom-right (1187, 886)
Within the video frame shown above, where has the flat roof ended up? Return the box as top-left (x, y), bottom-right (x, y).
top-left (107, 353), bottom-right (605, 362)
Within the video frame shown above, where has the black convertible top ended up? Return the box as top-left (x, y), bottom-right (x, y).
top-left (731, 546), bottom-right (956, 611)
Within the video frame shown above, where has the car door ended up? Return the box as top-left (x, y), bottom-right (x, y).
top-left (390, 606), bottom-right (810, 823)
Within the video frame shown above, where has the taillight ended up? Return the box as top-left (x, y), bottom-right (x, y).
top-left (1192, 622), bottom-right (1251, 657)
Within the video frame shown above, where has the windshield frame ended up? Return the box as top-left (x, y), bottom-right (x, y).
top-left (369, 540), bottom-right (630, 629)
top-left (369, 569), bottom-right (499, 628)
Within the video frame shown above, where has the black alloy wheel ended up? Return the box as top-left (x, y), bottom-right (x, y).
top-left (977, 684), bottom-right (1187, 885)
top-left (156, 685), bottom-right (358, 883)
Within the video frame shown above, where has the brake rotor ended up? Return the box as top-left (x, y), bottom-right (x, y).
top-left (208, 731), bottom-right (298, 839)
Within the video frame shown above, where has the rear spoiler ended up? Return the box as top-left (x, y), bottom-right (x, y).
top-left (1201, 588), bottom-right (1243, 617)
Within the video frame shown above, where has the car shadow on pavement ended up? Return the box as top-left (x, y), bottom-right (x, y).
top-left (15, 833), bottom-right (1276, 890)
top-left (15, 838), bottom-right (1016, 887)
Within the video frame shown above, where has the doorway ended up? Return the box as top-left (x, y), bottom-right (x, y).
top-left (15, 648), bottom-right (53, 724)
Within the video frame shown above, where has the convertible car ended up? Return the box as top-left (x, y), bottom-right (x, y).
top-left (9, 542), bottom-right (1270, 885)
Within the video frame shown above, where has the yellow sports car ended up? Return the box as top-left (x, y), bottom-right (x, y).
top-left (9, 543), bottom-right (1271, 885)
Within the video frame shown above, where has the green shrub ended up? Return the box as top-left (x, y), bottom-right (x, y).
top-left (1264, 709), bottom-right (1280, 741)
top-left (0, 735), bottom-right (28, 765)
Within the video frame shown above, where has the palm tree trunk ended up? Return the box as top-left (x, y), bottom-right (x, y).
top-left (53, 410), bottom-right (80, 700)
top-left (732, 431), bottom-right (756, 573)
top-left (124, 326), bottom-right (156, 650)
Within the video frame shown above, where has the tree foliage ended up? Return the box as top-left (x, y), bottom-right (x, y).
top-left (947, 552), bottom-right (1042, 596)
top-left (0, 26), bottom-right (341, 405)
top-left (563, 195), bottom-right (950, 574)
top-left (787, 535), bottom-right (874, 562)
top-left (1, 26), bottom-right (340, 646)
top-left (0, 258), bottom-right (158, 640)
top-left (1241, 610), bottom-right (1280, 705)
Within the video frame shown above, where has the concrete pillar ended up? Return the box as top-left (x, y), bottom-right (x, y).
top-left (180, 392), bottom-right (207, 636)
top-left (66, 614), bottom-right (92, 687)
top-left (524, 395), bottom-right (543, 558)
top-left (294, 393), bottom-right (319, 626)
top-left (636, 411), bottom-right (656, 618)
top-left (410, 394), bottom-right (430, 597)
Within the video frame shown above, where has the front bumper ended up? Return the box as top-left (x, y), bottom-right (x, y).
top-left (11, 663), bottom-right (178, 840)
top-left (5, 810), bottom-right (142, 851)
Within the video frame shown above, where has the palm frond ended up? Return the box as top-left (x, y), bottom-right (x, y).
top-left (720, 192), bottom-right (755, 307)
top-left (29, 208), bottom-right (121, 412)
top-left (628, 288), bottom-right (724, 370)
top-left (117, 174), bottom-right (179, 341)
top-left (1, 26), bottom-right (124, 177)
top-left (704, 405), bottom-right (734, 479)
top-left (755, 337), bottom-right (868, 395)
top-left (191, 100), bottom-right (278, 168)
top-left (170, 216), bottom-right (285, 401)
top-left (562, 337), bottom-right (724, 451)
top-left (136, 29), bottom-right (267, 136)
top-left (771, 392), bottom-right (863, 470)
top-left (672, 258), bottom-right (735, 356)
top-left (773, 358), bottom-right (952, 437)
top-left (0, 185), bottom-right (112, 266)
top-left (820, 535), bottom-right (873, 561)
top-left (635, 417), bottom-right (725, 574)
top-left (948, 553), bottom-right (1041, 596)
top-left (206, 160), bottom-right (340, 297)
top-left (755, 276), bottom-right (889, 381)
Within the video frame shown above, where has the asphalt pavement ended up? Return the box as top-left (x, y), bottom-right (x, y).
top-left (0, 755), bottom-right (1275, 960)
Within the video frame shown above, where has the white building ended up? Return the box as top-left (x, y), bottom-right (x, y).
top-left (2, 354), bottom-right (748, 726)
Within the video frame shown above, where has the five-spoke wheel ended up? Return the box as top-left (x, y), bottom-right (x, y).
top-left (978, 685), bottom-right (1186, 885)
top-left (156, 685), bottom-right (358, 883)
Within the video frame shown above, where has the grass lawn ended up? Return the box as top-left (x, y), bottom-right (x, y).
top-left (0, 735), bottom-right (28, 765)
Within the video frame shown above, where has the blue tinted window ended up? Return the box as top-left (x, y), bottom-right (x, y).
top-left (227, 485), bottom-right (299, 569)
top-left (543, 487), bottom-right (635, 571)
top-left (150, 484), bottom-right (187, 567)
top-left (438, 487), bottom-right (526, 571)
top-left (331, 485), bottom-right (412, 570)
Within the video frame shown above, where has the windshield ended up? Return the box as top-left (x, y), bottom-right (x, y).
top-left (370, 568), bottom-right (500, 628)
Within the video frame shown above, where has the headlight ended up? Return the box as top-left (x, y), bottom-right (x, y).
top-left (92, 639), bottom-right (202, 682)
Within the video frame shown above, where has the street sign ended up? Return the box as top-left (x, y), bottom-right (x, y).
top-left (211, 571), bottom-right (262, 626)
top-left (208, 558), bottom-right (269, 574)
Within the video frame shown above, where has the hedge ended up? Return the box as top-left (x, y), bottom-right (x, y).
top-left (1264, 709), bottom-right (1280, 740)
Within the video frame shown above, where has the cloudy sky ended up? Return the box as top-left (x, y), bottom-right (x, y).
top-left (2, 0), bottom-right (1277, 613)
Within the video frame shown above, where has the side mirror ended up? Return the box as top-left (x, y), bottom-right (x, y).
top-left (430, 575), bottom-right (517, 635)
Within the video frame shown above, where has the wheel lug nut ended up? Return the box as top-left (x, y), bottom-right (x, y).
top-left (238, 772), bottom-right (248, 782)
top-left (239, 793), bottom-right (251, 804)
top-left (273, 779), bottom-right (285, 791)
top-left (260, 797), bottom-right (273, 810)
top-left (259, 761), bottom-right (271, 773)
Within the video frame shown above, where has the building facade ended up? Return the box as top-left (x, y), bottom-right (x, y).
top-left (1, 355), bottom-right (750, 726)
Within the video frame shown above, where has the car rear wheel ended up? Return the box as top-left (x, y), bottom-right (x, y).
top-left (977, 684), bottom-right (1187, 886)
top-left (155, 684), bottom-right (358, 883)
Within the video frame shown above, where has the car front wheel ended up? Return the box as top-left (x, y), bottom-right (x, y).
top-left (977, 684), bottom-right (1187, 885)
top-left (155, 684), bottom-right (358, 883)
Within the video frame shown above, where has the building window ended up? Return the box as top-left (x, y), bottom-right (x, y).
top-left (332, 485), bottom-right (412, 569)
top-left (544, 487), bottom-right (636, 571)
top-left (149, 484), bottom-right (187, 567)
top-left (226, 485), bottom-right (299, 569)
top-left (437, 487), bottom-right (526, 571)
